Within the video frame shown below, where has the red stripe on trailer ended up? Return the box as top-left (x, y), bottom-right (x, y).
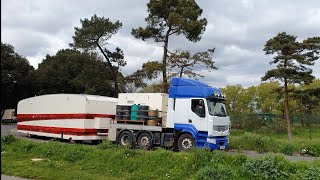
top-left (17, 113), bottom-right (115, 122)
top-left (17, 124), bottom-right (108, 136)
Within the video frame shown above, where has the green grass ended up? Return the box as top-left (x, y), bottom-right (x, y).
top-left (1, 135), bottom-right (320, 180)
top-left (229, 125), bottom-right (320, 156)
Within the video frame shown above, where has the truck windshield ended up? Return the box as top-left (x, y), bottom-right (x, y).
top-left (207, 98), bottom-right (227, 117)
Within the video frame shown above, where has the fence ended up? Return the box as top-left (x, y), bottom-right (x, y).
top-left (230, 114), bottom-right (320, 139)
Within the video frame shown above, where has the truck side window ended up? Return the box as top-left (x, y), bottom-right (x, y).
top-left (191, 99), bottom-right (205, 117)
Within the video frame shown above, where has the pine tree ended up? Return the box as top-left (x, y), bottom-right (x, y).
top-left (262, 32), bottom-right (320, 140)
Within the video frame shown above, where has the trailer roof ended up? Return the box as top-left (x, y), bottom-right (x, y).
top-left (84, 94), bottom-right (118, 102)
top-left (20, 94), bottom-right (118, 102)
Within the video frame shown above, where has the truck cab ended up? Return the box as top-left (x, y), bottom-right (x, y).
top-left (107, 78), bottom-right (230, 151)
top-left (167, 78), bottom-right (230, 150)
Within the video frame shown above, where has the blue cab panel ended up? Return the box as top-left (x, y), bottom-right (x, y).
top-left (169, 78), bottom-right (222, 98)
top-left (174, 123), bottom-right (228, 150)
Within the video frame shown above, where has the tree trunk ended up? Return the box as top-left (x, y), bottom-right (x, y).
top-left (284, 79), bottom-right (292, 140)
top-left (162, 29), bottom-right (171, 93)
top-left (96, 42), bottom-right (119, 96)
top-left (179, 67), bottom-right (184, 78)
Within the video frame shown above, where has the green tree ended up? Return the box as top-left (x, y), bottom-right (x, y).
top-left (126, 61), bottom-right (163, 92)
top-left (132, 0), bottom-right (207, 92)
top-left (139, 83), bottom-right (164, 93)
top-left (168, 48), bottom-right (217, 78)
top-left (1, 42), bottom-right (35, 111)
top-left (70, 14), bottom-right (124, 95)
top-left (221, 85), bottom-right (256, 128)
top-left (262, 32), bottom-right (320, 140)
top-left (255, 82), bottom-right (281, 114)
top-left (221, 85), bottom-right (242, 117)
top-left (292, 79), bottom-right (320, 126)
top-left (35, 49), bottom-right (116, 96)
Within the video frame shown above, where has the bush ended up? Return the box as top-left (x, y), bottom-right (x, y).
top-left (196, 165), bottom-right (233, 180)
top-left (244, 117), bottom-right (266, 131)
top-left (306, 144), bottom-right (320, 157)
top-left (231, 154), bottom-right (247, 165)
top-left (1, 136), bottom-right (319, 180)
top-left (294, 167), bottom-right (320, 180)
top-left (1, 135), bottom-right (17, 144)
top-left (234, 132), bottom-right (274, 153)
top-left (281, 144), bottom-right (295, 155)
top-left (189, 149), bottom-right (213, 170)
top-left (242, 155), bottom-right (289, 179)
top-left (254, 137), bottom-right (273, 153)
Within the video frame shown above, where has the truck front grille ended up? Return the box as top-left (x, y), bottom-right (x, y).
top-left (213, 125), bottom-right (228, 132)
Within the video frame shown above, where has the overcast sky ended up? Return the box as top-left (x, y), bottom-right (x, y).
top-left (2, 0), bottom-right (320, 88)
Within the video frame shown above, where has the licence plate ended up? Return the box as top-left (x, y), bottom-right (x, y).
top-left (220, 146), bottom-right (225, 150)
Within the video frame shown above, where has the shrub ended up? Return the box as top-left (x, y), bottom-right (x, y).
top-left (231, 154), bottom-right (247, 165)
top-left (281, 144), bottom-right (294, 155)
top-left (244, 117), bottom-right (266, 131)
top-left (196, 165), bottom-right (233, 180)
top-left (242, 155), bottom-right (289, 179)
top-left (306, 144), bottom-right (320, 157)
top-left (190, 149), bottom-right (213, 170)
top-left (1, 135), bottom-right (17, 144)
top-left (294, 167), bottom-right (320, 180)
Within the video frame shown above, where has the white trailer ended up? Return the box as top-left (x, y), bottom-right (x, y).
top-left (17, 78), bottom-right (230, 151)
top-left (17, 94), bottom-right (118, 142)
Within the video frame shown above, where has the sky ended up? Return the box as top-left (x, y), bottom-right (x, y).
top-left (1, 0), bottom-right (320, 88)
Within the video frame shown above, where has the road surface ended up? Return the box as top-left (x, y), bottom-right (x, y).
top-left (1, 174), bottom-right (32, 180)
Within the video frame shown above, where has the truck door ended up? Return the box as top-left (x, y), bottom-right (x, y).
top-left (189, 99), bottom-right (207, 131)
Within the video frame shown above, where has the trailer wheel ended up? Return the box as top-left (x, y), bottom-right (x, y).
top-left (118, 131), bottom-right (133, 148)
top-left (137, 132), bottom-right (153, 150)
top-left (178, 133), bottom-right (195, 151)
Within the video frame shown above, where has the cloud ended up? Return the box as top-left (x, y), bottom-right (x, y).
top-left (1, 0), bottom-right (320, 87)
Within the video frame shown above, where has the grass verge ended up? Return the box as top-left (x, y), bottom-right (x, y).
top-left (229, 125), bottom-right (320, 156)
top-left (1, 135), bottom-right (320, 180)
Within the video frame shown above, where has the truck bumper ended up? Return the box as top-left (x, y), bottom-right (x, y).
top-left (207, 136), bottom-right (229, 150)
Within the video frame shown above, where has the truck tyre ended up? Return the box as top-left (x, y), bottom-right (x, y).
top-left (178, 133), bottom-right (195, 151)
top-left (118, 131), bottom-right (133, 148)
top-left (137, 132), bottom-right (153, 150)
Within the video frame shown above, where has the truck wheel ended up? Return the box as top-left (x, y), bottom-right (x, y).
top-left (118, 131), bottom-right (133, 148)
top-left (178, 134), bottom-right (195, 151)
top-left (137, 132), bottom-right (153, 150)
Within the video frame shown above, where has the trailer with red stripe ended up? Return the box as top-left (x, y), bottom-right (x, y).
top-left (17, 78), bottom-right (230, 151)
top-left (17, 94), bottom-right (118, 142)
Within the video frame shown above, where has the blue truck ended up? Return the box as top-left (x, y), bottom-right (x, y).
top-left (107, 77), bottom-right (230, 151)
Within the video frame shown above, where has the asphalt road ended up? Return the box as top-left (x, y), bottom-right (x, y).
top-left (1, 124), bottom-right (48, 143)
top-left (1, 124), bottom-right (320, 162)
top-left (1, 175), bottom-right (32, 180)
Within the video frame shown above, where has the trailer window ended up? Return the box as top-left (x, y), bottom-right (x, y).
top-left (191, 99), bottom-right (205, 117)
